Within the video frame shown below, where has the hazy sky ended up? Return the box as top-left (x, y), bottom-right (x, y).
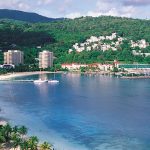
top-left (0, 0), bottom-right (149, 19)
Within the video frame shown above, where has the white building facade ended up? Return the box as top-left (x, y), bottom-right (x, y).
top-left (39, 51), bottom-right (53, 69)
top-left (4, 50), bottom-right (24, 66)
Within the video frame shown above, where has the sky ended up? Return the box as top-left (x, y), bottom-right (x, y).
top-left (0, 0), bottom-right (150, 19)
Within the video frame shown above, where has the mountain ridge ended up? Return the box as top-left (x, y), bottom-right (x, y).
top-left (0, 9), bottom-right (63, 23)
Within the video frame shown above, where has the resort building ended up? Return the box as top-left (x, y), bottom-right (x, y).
top-left (62, 63), bottom-right (88, 70)
top-left (39, 51), bottom-right (53, 69)
top-left (61, 63), bottom-right (114, 71)
top-left (4, 50), bottom-right (24, 66)
top-left (97, 64), bottom-right (113, 71)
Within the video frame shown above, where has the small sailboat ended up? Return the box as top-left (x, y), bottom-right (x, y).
top-left (48, 79), bottom-right (59, 83)
top-left (34, 78), bottom-right (48, 84)
top-left (34, 70), bottom-right (48, 84)
top-left (48, 72), bottom-right (59, 84)
top-left (63, 72), bottom-right (67, 75)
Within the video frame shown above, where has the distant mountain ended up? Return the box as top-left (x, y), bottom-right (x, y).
top-left (0, 9), bottom-right (63, 23)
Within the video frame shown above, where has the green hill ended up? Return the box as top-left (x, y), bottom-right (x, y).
top-left (0, 9), bottom-right (63, 23)
top-left (0, 16), bottom-right (150, 66)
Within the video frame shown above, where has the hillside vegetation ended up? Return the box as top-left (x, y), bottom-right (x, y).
top-left (0, 16), bottom-right (150, 66)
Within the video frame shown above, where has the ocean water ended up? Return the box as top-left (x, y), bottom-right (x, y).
top-left (0, 73), bottom-right (150, 150)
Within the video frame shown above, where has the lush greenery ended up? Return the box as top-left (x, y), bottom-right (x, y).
top-left (0, 16), bottom-right (150, 70)
top-left (0, 123), bottom-right (53, 150)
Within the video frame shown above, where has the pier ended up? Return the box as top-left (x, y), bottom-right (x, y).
top-left (0, 80), bottom-right (35, 82)
top-left (0, 79), bottom-right (59, 83)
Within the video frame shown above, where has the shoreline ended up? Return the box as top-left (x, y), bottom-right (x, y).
top-left (0, 71), bottom-right (63, 81)
top-left (1, 71), bottom-right (150, 81)
top-left (0, 71), bottom-right (112, 81)
top-left (121, 76), bottom-right (150, 79)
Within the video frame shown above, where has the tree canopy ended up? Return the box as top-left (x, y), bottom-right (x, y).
top-left (0, 16), bottom-right (150, 65)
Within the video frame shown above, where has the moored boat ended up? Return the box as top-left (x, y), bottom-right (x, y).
top-left (34, 79), bottom-right (48, 84)
top-left (48, 80), bottom-right (59, 83)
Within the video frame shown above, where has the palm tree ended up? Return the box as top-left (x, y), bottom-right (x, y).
top-left (18, 126), bottom-right (28, 137)
top-left (28, 136), bottom-right (39, 150)
top-left (12, 126), bottom-right (19, 134)
top-left (39, 142), bottom-right (52, 150)
top-left (1, 124), bottom-right (12, 142)
top-left (0, 132), bottom-right (5, 148)
top-left (11, 133), bottom-right (22, 150)
top-left (0, 130), bottom-right (5, 143)
top-left (20, 140), bottom-right (29, 150)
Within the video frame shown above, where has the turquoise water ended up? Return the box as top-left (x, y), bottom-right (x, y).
top-left (0, 73), bottom-right (150, 150)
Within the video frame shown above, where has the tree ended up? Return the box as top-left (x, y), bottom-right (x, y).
top-left (11, 133), bottom-right (22, 150)
top-left (112, 67), bottom-right (119, 72)
top-left (1, 124), bottom-right (12, 142)
top-left (0, 132), bottom-right (5, 144)
top-left (80, 67), bottom-right (87, 73)
top-left (12, 126), bottom-right (19, 134)
top-left (18, 126), bottom-right (28, 138)
top-left (20, 140), bottom-right (29, 150)
top-left (0, 124), bottom-right (52, 150)
top-left (54, 64), bottom-right (62, 71)
top-left (40, 142), bottom-right (52, 150)
top-left (28, 136), bottom-right (39, 150)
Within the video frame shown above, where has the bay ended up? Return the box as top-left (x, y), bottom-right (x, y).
top-left (0, 73), bottom-right (150, 150)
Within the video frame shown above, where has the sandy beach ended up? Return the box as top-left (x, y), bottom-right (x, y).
top-left (0, 71), bottom-right (52, 80)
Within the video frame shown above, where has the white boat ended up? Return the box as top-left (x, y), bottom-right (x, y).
top-left (34, 70), bottom-right (48, 84)
top-left (48, 80), bottom-right (59, 84)
top-left (48, 72), bottom-right (59, 84)
top-left (34, 79), bottom-right (48, 84)
top-left (63, 72), bottom-right (67, 75)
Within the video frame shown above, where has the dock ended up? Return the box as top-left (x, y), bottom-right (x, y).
top-left (0, 80), bottom-right (60, 83)
top-left (0, 80), bottom-right (34, 82)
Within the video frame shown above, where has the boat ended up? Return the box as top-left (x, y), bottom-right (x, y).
top-left (63, 72), bottom-right (67, 75)
top-left (48, 79), bottom-right (59, 84)
top-left (48, 72), bottom-right (59, 84)
top-left (34, 70), bottom-right (48, 84)
top-left (34, 79), bottom-right (48, 84)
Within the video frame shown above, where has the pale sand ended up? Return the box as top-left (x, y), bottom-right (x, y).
top-left (0, 71), bottom-right (51, 80)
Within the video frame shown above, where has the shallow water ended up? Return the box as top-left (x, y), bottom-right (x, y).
top-left (0, 73), bottom-right (150, 150)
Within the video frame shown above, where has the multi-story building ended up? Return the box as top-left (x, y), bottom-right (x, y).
top-left (39, 51), bottom-right (53, 69)
top-left (4, 50), bottom-right (24, 66)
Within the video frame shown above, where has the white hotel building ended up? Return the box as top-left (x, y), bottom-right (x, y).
top-left (4, 50), bottom-right (24, 66)
top-left (39, 51), bottom-right (53, 69)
